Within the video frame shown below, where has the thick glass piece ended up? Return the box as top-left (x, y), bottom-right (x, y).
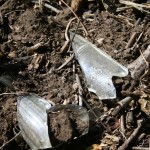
top-left (70, 32), bottom-right (128, 99)
top-left (17, 93), bottom-right (52, 150)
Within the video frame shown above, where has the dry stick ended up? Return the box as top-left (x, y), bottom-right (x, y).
top-left (118, 120), bottom-right (143, 150)
top-left (108, 13), bottom-right (133, 27)
top-left (125, 18), bottom-right (142, 49)
top-left (0, 131), bottom-right (21, 150)
top-left (128, 45), bottom-right (150, 79)
top-left (27, 42), bottom-right (43, 52)
top-left (61, 18), bottom-right (76, 53)
top-left (38, 0), bottom-right (42, 10)
top-left (132, 147), bottom-right (149, 150)
top-left (73, 62), bottom-right (75, 73)
top-left (56, 53), bottom-right (75, 70)
top-left (126, 32), bottom-right (139, 49)
top-left (60, 0), bottom-right (88, 36)
top-left (73, 75), bottom-right (109, 131)
top-left (132, 32), bottom-right (143, 49)
top-left (120, 115), bottom-right (126, 135)
top-left (119, 0), bottom-right (150, 14)
top-left (44, 3), bottom-right (60, 13)
top-left (121, 90), bottom-right (140, 99)
top-left (134, 18), bottom-right (141, 26)
top-left (81, 97), bottom-right (109, 132)
top-left (67, 19), bottom-right (80, 53)
top-left (31, 0), bottom-right (60, 13)
top-left (138, 34), bottom-right (149, 68)
top-left (56, 20), bottom-right (80, 70)
top-left (111, 97), bottom-right (132, 117)
top-left (0, 92), bottom-right (28, 96)
top-left (138, 47), bottom-right (150, 66)
top-left (119, 0), bottom-right (150, 9)
top-left (117, 6), bottom-right (132, 12)
top-left (4, 10), bottom-right (25, 16)
top-left (76, 74), bottom-right (83, 106)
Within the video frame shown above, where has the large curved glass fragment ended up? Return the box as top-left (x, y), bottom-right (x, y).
top-left (17, 94), bottom-right (89, 149)
top-left (17, 93), bottom-right (52, 150)
top-left (70, 32), bottom-right (128, 99)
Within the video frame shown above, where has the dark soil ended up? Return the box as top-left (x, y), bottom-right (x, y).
top-left (48, 107), bottom-right (87, 147)
top-left (0, 0), bottom-right (150, 150)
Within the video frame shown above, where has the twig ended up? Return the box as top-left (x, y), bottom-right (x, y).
top-left (0, 131), bottom-right (21, 149)
top-left (82, 97), bottom-right (110, 132)
top-left (138, 45), bottom-right (149, 79)
top-left (121, 90), bottom-right (140, 98)
top-left (4, 10), bottom-right (25, 16)
top-left (117, 6), bottom-right (132, 12)
top-left (31, 0), bottom-right (60, 13)
top-left (68, 19), bottom-right (80, 52)
top-left (120, 115), bottom-right (126, 135)
top-left (60, 41), bottom-right (70, 53)
top-left (60, 0), bottom-right (88, 36)
top-left (61, 18), bottom-right (76, 53)
top-left (132, 32), bottom-right (143, 49)
top-left (126, 32), bottom-right (139, 49)
top-left (73, 61), bottom-right (75, 73)
top-left (128, 45), bottom-right (150, 79)
top-left (118, 120), bottom-right (143, 150)
top-left (27, 42), bottom-right (43, 52)
top-left (111, 97), bottom-right (132, 116)
top-left (76, 74), bottom-right (83, 106)
top-left (126, 18), bottom-right (141, 49)
top-left (138, 41), bottom-right (148, 68)
top-left (132, 147), bottom-right (149, 150)
top-left (44, 3), bottom-right (60, 13)
top-left (57, 20), bottom-right (80, 70)
top-left (56, 53), bottom-right (75, 70)
top-left (108, 13), bottom-right (133, 27)
top-left (134, 18), bottom-right (141, 27)
top-left (119, 0), bottom-right (150, 14)
top-left (0, 92), bottom-right (28, 96)
top-left (38, 0), bottom-right (42, 10)
top-left (119, 0), bottom-right (150, 9)
top-left (126, 111), bottom-right (134, 128)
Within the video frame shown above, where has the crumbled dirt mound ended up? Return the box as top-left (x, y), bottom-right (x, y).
top-left (0, 0), bottom-right (150, 150)
top-left (49, 108), bottom-right (87, 146)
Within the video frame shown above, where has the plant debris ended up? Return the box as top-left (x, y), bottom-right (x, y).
top-left (0, 0), bottom-right (150, 150)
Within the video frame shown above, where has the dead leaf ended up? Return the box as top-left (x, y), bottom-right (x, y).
top-left (28, 54), bottom-right (43, 70)
top-left (71, 0), bottom-right (83, 12)
top-left (139, 98), bottom-right (150, 119)
top-left (87, 133), bottom-right (120, 150)
top-left (86, 144), bottom-right (103, 150)
top-left (8, 51), bottom-right (16, 58)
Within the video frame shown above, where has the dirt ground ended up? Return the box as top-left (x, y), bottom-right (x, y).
top-left (0, 0), bottom-right (150, 150)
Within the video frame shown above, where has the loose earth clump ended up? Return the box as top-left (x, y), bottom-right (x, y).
top-left (0, 0), bottom-right (150, 149)
top-left (49, 108), bottom-right (87, 146)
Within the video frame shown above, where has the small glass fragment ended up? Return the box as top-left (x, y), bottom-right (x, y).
top-left (70, 32), bottom-right (128, 99)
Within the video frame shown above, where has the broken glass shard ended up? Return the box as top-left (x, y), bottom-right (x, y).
top-left (70, 32), bottom-right (128, 99)
top-left (17, 93), bottom-right (52, 150)
top-left (17, 94), bottom-right (89, 149)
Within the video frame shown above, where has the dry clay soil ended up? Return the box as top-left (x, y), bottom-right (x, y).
top-left (0, 0), bottom-right (150, 150)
